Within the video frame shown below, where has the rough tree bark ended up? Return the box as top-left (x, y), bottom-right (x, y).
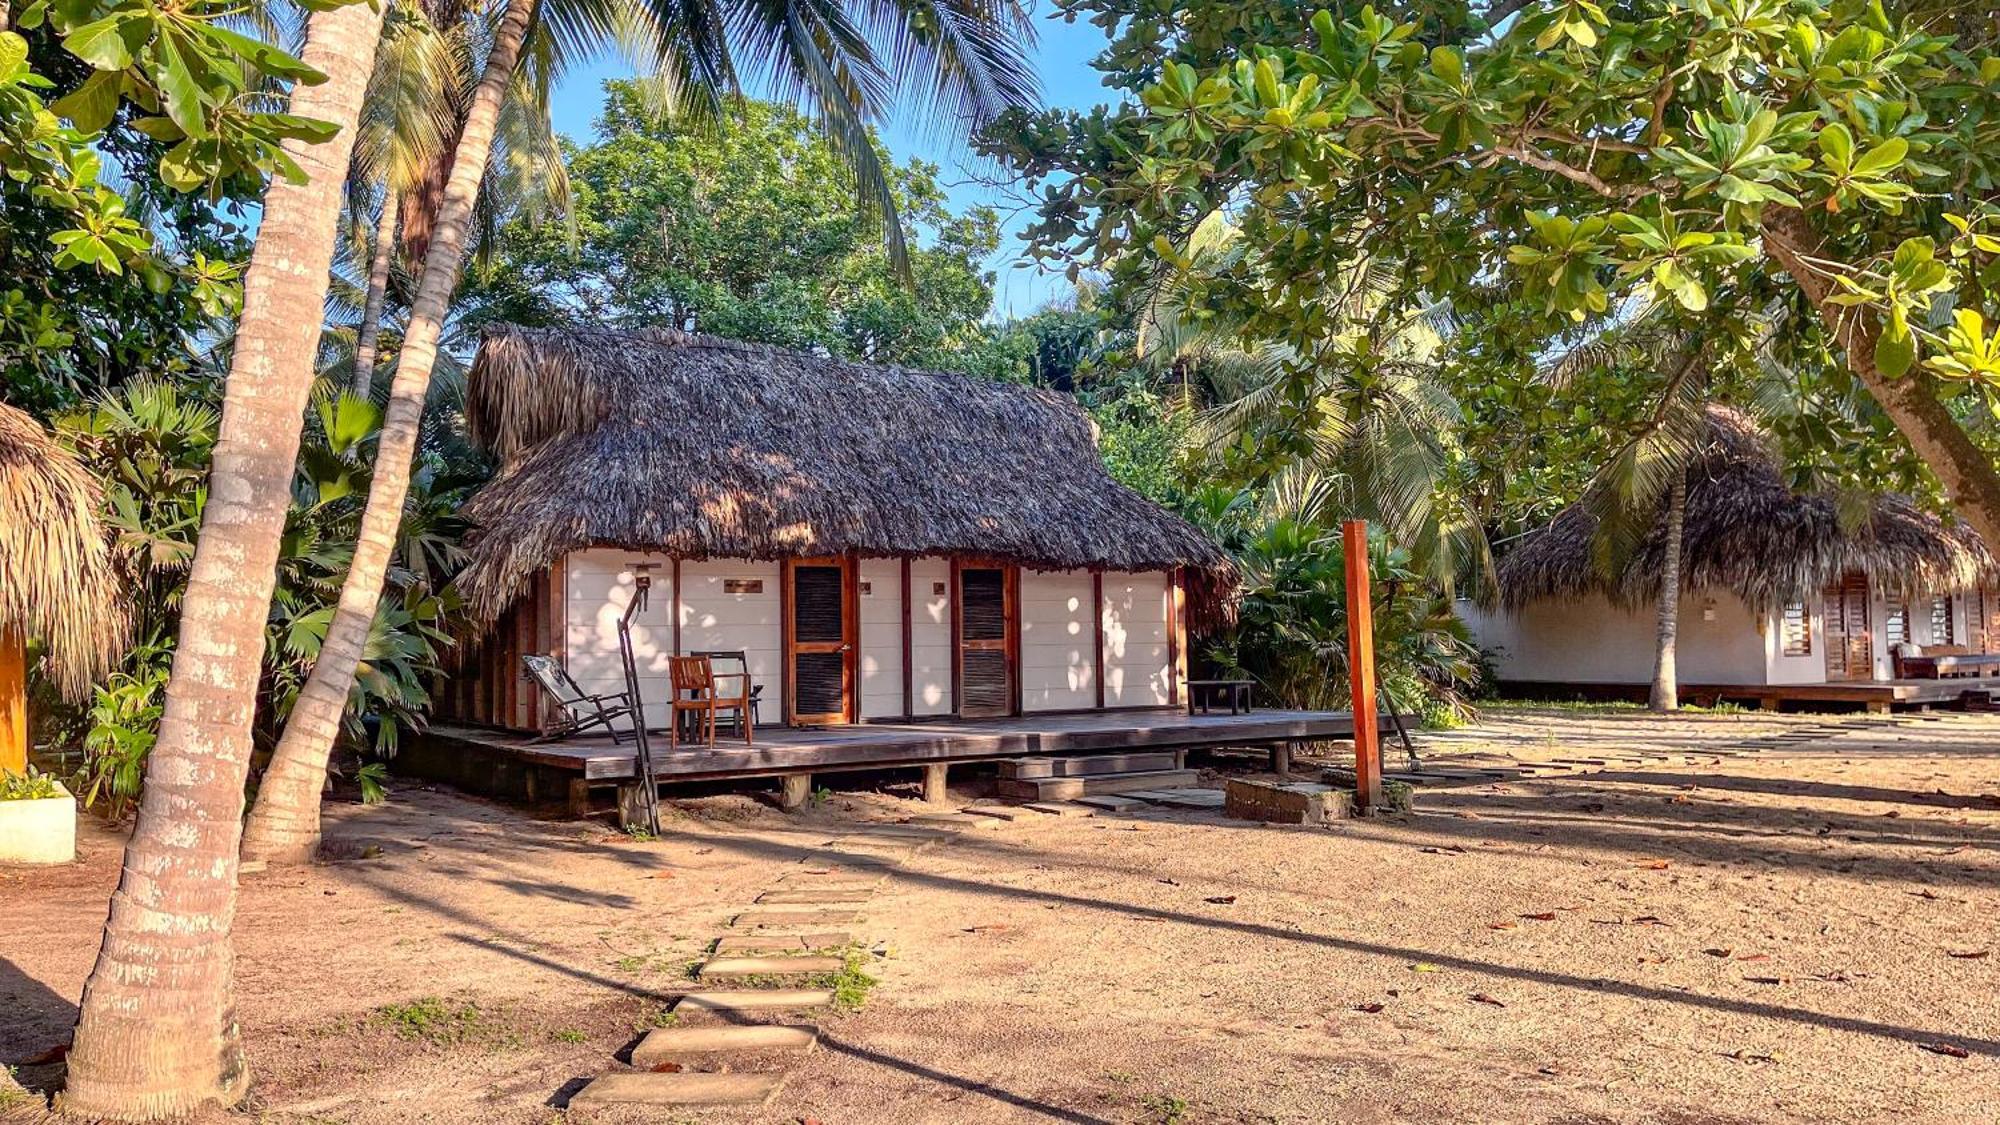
top-left (58, 2), bottom-right (388, 1119)
top-left (351, 192), bottom-right (399, 399)
top-left (1762, 208), bottom-right (2000, 551)
top-left (1649, 475), bottom-right (1685, 713)
top-left (241, 0), bottom-right (537, 866)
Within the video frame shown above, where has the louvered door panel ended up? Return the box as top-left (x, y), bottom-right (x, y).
top-left (1823, 572), bottom-right (1872, 681)
top-left (787, 560), bottom-right (853, 724)
top-left (957, 565), bottom-right (1014, 717)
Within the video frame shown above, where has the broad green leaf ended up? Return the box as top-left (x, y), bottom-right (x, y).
top-left (1817, 122), bottom-right (1852, 168)
top-left (62, 13), bottom-right (149, 70)
top-left (51, 70), bottom-right (122, 133)
top-left (1430, 45), bottom-right (1463, 87)
top-left (1875, 305), bottom-right (1915, 378)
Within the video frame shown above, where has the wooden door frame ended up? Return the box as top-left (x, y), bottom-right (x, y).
top-left (949, 558), bottom-right (1019, 719)
top-left (1823, 572), bottom-right (1874, 683)
top-left (782, 556), bottom-right (859, 725)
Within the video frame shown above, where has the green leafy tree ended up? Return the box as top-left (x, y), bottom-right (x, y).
top-left (463, 87), bottom-right (1005, 370)
top-left (993, 0), bottom-right (2000, 551)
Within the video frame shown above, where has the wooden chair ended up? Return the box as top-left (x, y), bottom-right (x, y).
top-left (521, 654), bottom-right (634, 743)
top-left (668, 655), bottom-right (755, 750)
top-left (690, 649), bottom-right (764, 735)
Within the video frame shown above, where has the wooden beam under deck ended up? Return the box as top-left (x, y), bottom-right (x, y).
top-left (409, 708), bottom-right (1378, 788)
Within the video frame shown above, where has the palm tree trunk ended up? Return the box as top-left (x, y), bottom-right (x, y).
top-left (351, 192), bottom-right (399, 399)
top-left (1649, 475), bottom-right (1686, 713)
top-left (58, 3), bottom-right (387, 1119)
top-left (242, 0), bottom-right (536, 866)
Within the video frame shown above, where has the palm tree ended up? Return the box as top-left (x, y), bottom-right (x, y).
top-left (57, 3), bottom-right (391, 1119)
top-left (241, 0), bottom-right (1041, 864)
top-left (1160, 215), bottom-right (1489, 589)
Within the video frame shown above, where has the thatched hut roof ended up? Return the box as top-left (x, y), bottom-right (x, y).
top-left (455, 325), bottom-right (1230, 622)
top-left (0, 402), bottom-right (124, 701)
top-left (1494, 406), bottom-right (1995, 611)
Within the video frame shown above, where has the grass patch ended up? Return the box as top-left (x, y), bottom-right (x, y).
top-left (373, 997), bottom-right (517, 1048)
top-left (1143, 1092), bottom-right (1190, 1123)
top-left (549, 1028), bottom-right (589, 1044)
top-left (636, 1007), bottom-right (679, 1030)
top-left (827, 949), bottom-right (879, 1011)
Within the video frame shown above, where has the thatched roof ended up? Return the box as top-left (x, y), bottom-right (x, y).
top-left (1494, 406), bottom-right (1995, 611)
top-left (0, 402), bottom-right (124, 700)
top-left (455, 325), bottom-right (1230, 622)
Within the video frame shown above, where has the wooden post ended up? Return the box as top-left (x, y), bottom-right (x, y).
top-left (921, 762), bottom-right (948, 804)
top-left (780, 773), bottom-right (813, 811)
top-left (1344, 520), bottom-right (1383, 812)
top-left (1, 626), bottom-right (26, 775)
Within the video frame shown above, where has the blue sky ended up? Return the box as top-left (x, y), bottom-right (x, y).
top-left (546, 8), bottom-right (1118, 318)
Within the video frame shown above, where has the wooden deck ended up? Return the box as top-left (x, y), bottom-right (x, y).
top-left (398, 709), bottom-right (1368, 813)
top-left (1494, 677), bottom-right (2000, 712)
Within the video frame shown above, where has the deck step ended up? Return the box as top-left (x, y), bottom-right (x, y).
top-left (711, 932), bottom-right (851, 954)
top-left (701, 955), bottom-right (844, 979)
top-left (674, 989), bottom-right (833, 1013)
top-left (755, 888), bottom-right (873, 905)
top-left (631, 1024), bottom-right (819, 1063)
top-left (998, 752), bottom-right (1181, 779)
top-left (1127, 787), bottom-right (1226, 809)
top-left (997, 769), bottom-right (1200, 802)
top-left (1073, 794), bottom-right (1146, 811)
top-left (569, 1071), bottom-right (784, 1108)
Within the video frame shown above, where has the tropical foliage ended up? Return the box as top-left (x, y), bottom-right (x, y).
top-left (989, 0), bottom-right (2000, 553)
top-left (51, 378), bottom-right (466, 812)
top-left (462, 87), bottom-right (1008, 372)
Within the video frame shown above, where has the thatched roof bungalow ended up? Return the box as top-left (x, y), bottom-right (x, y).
top-left (1, 402), bottom-right (124, 772)
top-left (447, 325), bottom-right (1230, 734)
top-left (1463, 407), bottom-right (2000, 696)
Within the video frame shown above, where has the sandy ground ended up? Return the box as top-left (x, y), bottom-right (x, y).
top-left (3, 705), bottom-right (1997, 1124)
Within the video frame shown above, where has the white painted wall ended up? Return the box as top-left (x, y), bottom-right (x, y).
top-left (858, 558), bottom-right (904, 719)
top-left (1020, 569), bottom-right (1096, 711)
top-left (1102, 570), bottom-right (1172, 707)
top-left (678, 559), bottom-right (781, 724)
top-left (1764, 593), bottom-right (1829, 685)
top-left (909, 556), bottom-right (954, 716)
top-left (1460, 588), bottom-right (1778, 687)
top-left (563, 549), bottom-right (674, 730)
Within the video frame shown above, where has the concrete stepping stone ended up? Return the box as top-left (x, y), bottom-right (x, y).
top-left (850, 823), bottom-right (956, 840)
top-left (569, 1071), bottom-right (784, 1108)
top-left (906, 812), bottom-right (1000, 831)
top-left (776, 868), bottom-right (883, 885)
top-left (674, 989), bottom-right (833, 1013)
top-left (631, 1024), bottom-right (819, 1064)
top-left (1022, 802), bottom-right (1094, 817)
top-left (730, 908), bottom-right (863, 928)
top-left (712, 932), bottom-right (851, 954)
top-left (1074, 794), bottom-right (1145, 811)
top-left (701, 955), bottom-right (845, 979)
top-left (801, 850), bottom-right (904, 869)
top-left (755, 888), bottom-right (874, 905)
top-left (823, 835), bottom-right (927, 853)
top-left (960, 805), bottom-right (1034, 821)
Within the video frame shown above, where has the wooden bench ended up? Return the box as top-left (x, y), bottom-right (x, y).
top-left (1186, 679), bottom-right (1254, 716)
top-left (1893, 644), bottom-right (2000, 679)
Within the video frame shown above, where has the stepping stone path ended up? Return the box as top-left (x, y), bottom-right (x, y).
top-left (564, 811), bottom-right (1042, 1113)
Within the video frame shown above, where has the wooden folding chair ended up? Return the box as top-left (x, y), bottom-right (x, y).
top-left (668, 655), bottom-right (755, 750)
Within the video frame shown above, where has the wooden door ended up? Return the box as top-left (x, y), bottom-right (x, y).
top-left (955, 563), bottom-right (1015, 718)
top-left (1822, 572), bottom-right (1873, 681)
top-left (786, 557), bottom-right (855, 725)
